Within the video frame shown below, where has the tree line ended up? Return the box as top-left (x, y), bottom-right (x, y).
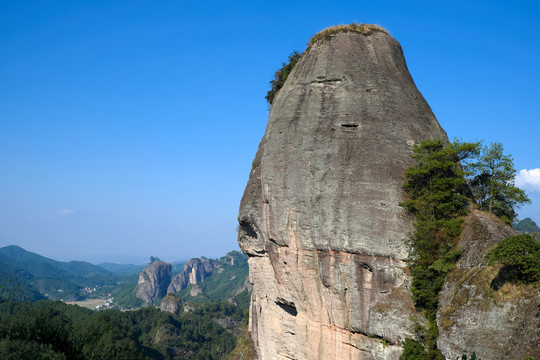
top-left (399, 139), bottom-right (533, 360)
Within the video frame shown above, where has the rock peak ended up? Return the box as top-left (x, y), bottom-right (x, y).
top-left (238, 26), bottom-right (446, 359)
top-left (308, 23), bottom-right (389, 49)
top-left (136, 260), bottom-right (171, 305)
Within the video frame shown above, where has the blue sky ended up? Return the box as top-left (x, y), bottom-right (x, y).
top-left (1, 0), bottom-right (539, 264)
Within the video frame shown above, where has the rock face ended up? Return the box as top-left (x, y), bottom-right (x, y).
top-left (160, 293), bottom-right (181, 314)
top-left (136, 259), bottom-right (172, 304)
top-left (437, 210), bottom-right (540, 360)
top-left (238, 26), bottom-right (448, 360)
top-left (167, 257), bottom-right (218, 293)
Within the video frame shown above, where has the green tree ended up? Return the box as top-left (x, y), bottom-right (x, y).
top-left (400, 338), bottom-right (430, 360)
top-left (400, 139), bottom-right (479, 360)
top-left (486, 234), bottom-right (540, 283)
top-left (265, 51), bottom-right (301, 105)
top-left (468, 143), bottom-right (530, 224)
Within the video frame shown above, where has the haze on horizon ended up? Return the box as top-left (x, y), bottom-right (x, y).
top-left (1, 0), bottom-right (539, 264)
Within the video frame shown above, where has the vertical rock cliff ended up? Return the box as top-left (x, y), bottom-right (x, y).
top-left (167, 257), bottom-right (219, 293)
top-left (238, 25), bottom-right (448, 360)
top-left (136, 259), bottom-right (172, 305)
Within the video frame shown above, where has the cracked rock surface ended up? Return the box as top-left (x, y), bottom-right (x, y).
top-left (238, 29), bottom-right (447, 360)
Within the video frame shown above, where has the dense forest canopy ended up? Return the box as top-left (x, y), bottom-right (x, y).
top-left (0, 298), bottom-right (248, 360)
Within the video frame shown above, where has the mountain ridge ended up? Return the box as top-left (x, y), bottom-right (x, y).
top-left (0, 245), bottom-right (117, 301)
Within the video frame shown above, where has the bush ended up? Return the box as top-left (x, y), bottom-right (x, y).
top-left (400, 338), bottom-right (430, 360)
top-left (265, 51), bottom-right (301, 105)
top-left (486, 234), bottom-right (540, 283)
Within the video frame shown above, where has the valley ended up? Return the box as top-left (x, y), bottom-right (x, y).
top-left (0, 245), bottom-right (251, 359)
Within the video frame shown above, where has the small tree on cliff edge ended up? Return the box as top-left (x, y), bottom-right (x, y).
top-left (467, 142), bottom-right (530, 224)
top-left (265, 51), bottom-right (301, 105)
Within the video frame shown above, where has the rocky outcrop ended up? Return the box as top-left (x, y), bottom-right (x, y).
top-left (167, 257), bottom-right (218, 293)
top-left (136, 259), bottom-right (172, 304)
top-left (160, 293), bottom-right (181, 314)
top-left (238, 25), bottom-right (448, 360)
top-left (437, 210), bottom-right (540, 359)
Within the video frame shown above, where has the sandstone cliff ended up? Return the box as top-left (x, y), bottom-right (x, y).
top-left (238, 24), bottom-right (448, 360)
top-left (168, 257), bottom-right (218, 293)
top-left (437, 210), bottom-right (540, 359)
top-left (136, 258), bottom-right (172, 305)
top-left (160, 293), bottom-right (181, 314)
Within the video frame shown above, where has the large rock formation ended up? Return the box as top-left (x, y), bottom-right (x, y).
top-left (437, 210), bottom-right (540, 359)
top-left (136, 258), bottom-right (172, 304)
top-left (167, 257), bottom-right (218, 293)
top-left (160, 293), bottom-right (181, 314)
top-left (238, 25), bottom-right (448, 360)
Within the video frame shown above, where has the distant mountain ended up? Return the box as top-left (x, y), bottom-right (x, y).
top-left (0, 245), bottom-right (119, 301)
top-left (514, 218), bottom-right (540, 240)
top-left (171, 261), bottom-right (187, 276)
top-left (130, 250), bottom-right (250, 307)
top-left (98, 262), bottom-right (144, 275)
top-left (136, 259), bottom-right (172, 305)
top-left (0, 246), bottom-right (251, 309)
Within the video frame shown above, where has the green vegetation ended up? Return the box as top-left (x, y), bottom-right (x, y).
top-left (266, 23), bottom-right (389, 105)
top-left (109, 274), bottom-right (144, 309)
top-left (514, 218), bottom-right (540, 241)
top-left (0, 271), bottom-right (45, 302)
top-left (0, 245), bottom-right (119, 301)
top-left (400, 139), bottom-right (479, 360)
top-left (265, 51), bottom-right (301, 105)
top-left (401, 140), bottom-right (476, 312)
top-left (0, 298), bottom-right (245, 359)
top-left (487, 234), bottom-right (540, 283)
top-left (308, 23), bottom-right (388, 48)
top-left (0, 247), bottom-right (251, 358)
top-left (98, 262), bottom-right (143, 276)
top-left (400, 139), bottom-right (535, 359)
top-left (400, 338), bottom-right (430, 360)
top-left (466, 142), bottom-right (530, 224)
top-left (227, 319), bottom-right (256, 360)
top-left (171, 262), bottom-right (187, 276)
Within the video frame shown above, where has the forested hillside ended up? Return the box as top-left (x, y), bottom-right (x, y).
top-left (0, 246), bottom-right (119, 301)
top-left (0, 247), bottom-right (251, 359)
top-left (0, 298), bottom-right (247, 359)
top-left (514, 218), bottom-right (540, 240)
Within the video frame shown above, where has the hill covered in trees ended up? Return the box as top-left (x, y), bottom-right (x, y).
top-left (0, 246), bottom-right (119, 302)
top-left (0, 298), bottom-right (246, 359)
top-left (0, 248), bottom-right (251, 359)
top-left (514, 217), bottom-right (540, 240)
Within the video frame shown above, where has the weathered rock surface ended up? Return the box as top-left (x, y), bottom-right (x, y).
top-left (160, 293), bottom-right (181, 314)
top-left (167, 257), bottom-right (218, 293)
top-left (437, 210), bottom-right (540, 360)
top-left (238, 26), bottom-right (448, 360)
top-left (136, 259), bottom-right (172, 304)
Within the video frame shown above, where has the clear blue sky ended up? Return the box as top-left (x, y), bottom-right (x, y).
top-left (1, 0), bottom-right (539, 264)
